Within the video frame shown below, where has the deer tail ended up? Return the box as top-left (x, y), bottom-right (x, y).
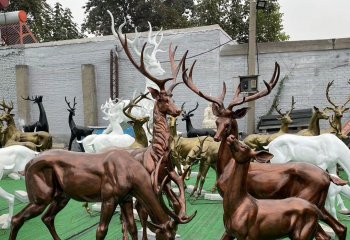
top-left (329, 174), bottom-right (348, 186)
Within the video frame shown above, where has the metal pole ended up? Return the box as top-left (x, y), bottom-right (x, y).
top-left (247, 0), bottom-right (257, 134)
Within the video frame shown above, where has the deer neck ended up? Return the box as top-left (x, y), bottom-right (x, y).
top-left (4, 118), bottom-right (17, 142)
top-left (134, 122), bottom-right (148, 147)
top-left (278, 122), bottom-right (289, 133)
top-left (37, 102), bottom-right (47, 125)
top-left (308, 114), bottom-right (320, 135)
top-left (185, 118), bottom-right (193, 133)
top-left (68, 113), bottom-right (76, 130)
top-left (151, 105), bottom-right (171, 162)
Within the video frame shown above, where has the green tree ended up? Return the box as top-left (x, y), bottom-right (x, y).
top-left (193, 0), bottom-right (289, 43)
top-left (7, 0), bottom-right (83, 42)
top-left (82, 0), bottom-right (194, 36)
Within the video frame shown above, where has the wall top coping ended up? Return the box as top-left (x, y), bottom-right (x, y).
top-left (0, 24), bottom-right (230, 50)
top-left (220, 38), bottom-right (350, 56)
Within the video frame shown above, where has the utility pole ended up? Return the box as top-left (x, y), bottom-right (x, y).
top-left (247, 0), bottom-right (257, 134)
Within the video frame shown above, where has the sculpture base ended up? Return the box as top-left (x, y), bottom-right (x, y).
top-left (190, 172), bottom-right (198, 178)
top-left (91, 203), bottom-right (120, 213)
top-left (0, 214), bottom-right (10, 229)
top-left (8, 173), bottom-right (20, 180)
top-left (14, 190), bottom-right (28, 203)
top-left (204, 193), bottom-right (223, 201)
top-left (138, 228), bottom-right (181, 239)
top-left (186, 185), bottom-right (206, 196)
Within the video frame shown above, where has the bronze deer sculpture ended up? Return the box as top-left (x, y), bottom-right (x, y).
top-left (224, 135), bottom-right (322, 240)
top-left (123, 92), bottom-right (151, 149)
top-left (243, 96), bottom-right (295, 150)
top-left (21, 95), bottom-right (49, 132)
top-left (182, 57), bottom-right (347, 240)
top-left (108, 10), bottom-right (196, 239)
top-left (9, 149), bottom-right (188, 240)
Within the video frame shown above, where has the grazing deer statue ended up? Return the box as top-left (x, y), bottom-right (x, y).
top-left (323, 80), bottom-right (350, 135)
top-left (65, 97), bottom-right (93, 151)
top-left (0, 100), bottom-right (52, 151)
top-left (123, 92), bottom-right (151, 148)
top-left (297, 106), bottom-right (329, 136)
top-left (181, 102), bottom-right (216, 138)
top-left (21, 95), bottom-right (49, 132)
top-left (109, 11), bottom-right (196, 239)
top-left (182, 57), bottom-right (347, 240)
top-left (9, 149), bottom-right (190, 240)
top-left (243, 96), bottom-right (295, 150)
top-left (224, 135), bottom-right (322, 240)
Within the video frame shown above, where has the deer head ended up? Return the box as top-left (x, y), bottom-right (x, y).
top-left (328, 116), bottom-right (349, 140)
top-left (182, 55), bottom-right (280, 142)
top-left (226, 135), bottom-right (273, 164)
top-left (314, 106), bottom-right (329, 120)
top-left (325, 80), bottom-right (350, 119)
top-left (21, 95), bottom-right (43, 104)
top-left (181, 102), bottom-right (199, 122)
top-left (274, 96), bottom-right (295, 125)
top-left (108, 10), bottom-right (185, 117)
top-left (0, 99), bottom-right (14, 123)
top-left (65, 97), bottom-right (77, 116)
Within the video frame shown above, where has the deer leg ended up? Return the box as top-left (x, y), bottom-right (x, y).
top-left (120, 200), bottom-right (138, 240)
top-left (135, 200), bottom-right (150, 240)
top-left (197, 163), bottom-right (211, 198)
top-left (191, 168), bottom-right (201, 197)
top-left (319, 206), bottom-right (347, 240)
top-left (68, 134), bottom-right (75, 151)
top-left (0, 187), bottom-right (14, 229)
top-left (220, 232), bottom-right (235, 240)
top-left (96, 199), bottom-right (117, 240)
top-left (10, 202), bottom-right (48, 240)
top-left (76, 135), bottom-right (85, 152)
top-left (41, 195), bottom-right (70, 240)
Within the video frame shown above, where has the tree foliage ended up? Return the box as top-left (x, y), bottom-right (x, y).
top-left (6, 0), bottom-right (83, 42)
top-left (82, 0), bottom-right (194, 35)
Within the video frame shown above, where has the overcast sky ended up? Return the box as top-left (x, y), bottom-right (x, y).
top-left (46, 0), bottom-right (350, 41)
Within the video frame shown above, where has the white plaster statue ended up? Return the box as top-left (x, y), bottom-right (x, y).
top-left (201, 103), bottom-right (218, 129)
top-left (266, 133), bottom-right (350, 219)
top-left (0, 187), bottom-right (14, 229)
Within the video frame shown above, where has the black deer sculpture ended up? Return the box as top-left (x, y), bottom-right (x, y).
top-left (65, 97), bottom-right (93, 151)
top-left (22, 95), bottom-right (49, 132)
top-left (181, 102), bottom-right (216, 138)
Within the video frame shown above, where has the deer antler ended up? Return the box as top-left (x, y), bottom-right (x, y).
top-left (188, 102), bottom-right (199, 115)
top-left (123, 92), bottom-right (151, 121)
top-left (21, 96), bottom-right (35, 101)
top-left (0, 99), bottom-right (14, 113)
top-left (286, 96), bottom-right (296, 116)
top-left (65, 96), bottom-right (77, 110)
top-left (326, 80), bottom-right (337, 108)
top-left (274, 100), bottom-right (284, 116)
top-left (342, 96), bottom-right (350, 108)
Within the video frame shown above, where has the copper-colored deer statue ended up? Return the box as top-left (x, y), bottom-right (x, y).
top-left (297, 106), bottom-right (329, 136)
top-left (0, 100), bottom-right (52, 151)
top-left (224, 135), bottom-right (322, 239)
top-left (108, 10), bottom-right (196, 239)
top-left (123, 92), bottom-right (151, 148)
top-left (243, 96), bottom-right (295, 150)
top-left (9, 149), bottom-right (188, 240)
top-left (182, 57), bottom-right (347, 240)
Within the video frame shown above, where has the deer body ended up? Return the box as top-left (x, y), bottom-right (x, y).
top-left (224, 136), bottom-right (321, 240)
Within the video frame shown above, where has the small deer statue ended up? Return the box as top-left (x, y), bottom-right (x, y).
top-left (223, 135), bottom-right (322, 240)
top-left (243, 96), bottom-right (295, 150)
top-left (297, 106), bottom-right (329, 136)
top-left (21, 95), bottom-right (49, 132)
top-left (65, 97), bottom-right (93, 151)
top-left (181, 102), bottom-right (216, 138)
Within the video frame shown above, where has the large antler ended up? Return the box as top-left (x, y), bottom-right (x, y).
top-left (188, 102), bottom-right (199, 115)
top-left (326, 80), bottom-right (337, 108)
top-left (65, 96), bottom-right (77, 111)
top-left (286, 96), bottom-right (296, 116)
top-left (123, 92), bottom-right (151, 121)
top-left (0, 99), bottom-right (14, 113)
top-left (108, 10), bottom-right (184, 91)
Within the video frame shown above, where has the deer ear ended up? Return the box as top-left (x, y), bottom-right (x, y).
top-left (147, 87), bottom-right (159, 100)
top-left (254, 151), bottom-right (274, 163)
top-left (344, 107), bottom-right (350, 112)
top-left (313, 106), bottom-right (319, 111)
top-left (232, 107), bottom-right (249, 119)
top-left (212, 103), bottom-right (221, 116)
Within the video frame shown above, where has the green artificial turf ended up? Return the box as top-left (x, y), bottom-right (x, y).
top-left (1, 166), bottom-right (350, 240)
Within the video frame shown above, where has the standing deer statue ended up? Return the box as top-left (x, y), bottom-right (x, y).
top-left (123, 92), bottom-right (151, 148)
top-left (243, 96), bottom-right (295, 150)
top-left (297, 106), bottom-right (329, 136)
top-left (182, 57), bottom-right (347, 239)
top-left (9, 149), bottom-right (190, 240)
top-left (322, 80), bottom-right (350, 136)
top-left (0, 100), bottom-right (52, 151)
top-left (224, 135), bottom-right (322, 240)
top-left (108, 10), bottom-right (196, 239)
top-left (21, 95), bottom-right (49, 132)
top-left (65, 97), bottom-right (93, 151)
top-left (181, 102), bottom-right (216, 137)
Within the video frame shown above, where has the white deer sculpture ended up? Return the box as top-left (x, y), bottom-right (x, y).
top-left (0, 145), bottom-right (39, 229)
top-left (266, 133), bottom-right (350, 219)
